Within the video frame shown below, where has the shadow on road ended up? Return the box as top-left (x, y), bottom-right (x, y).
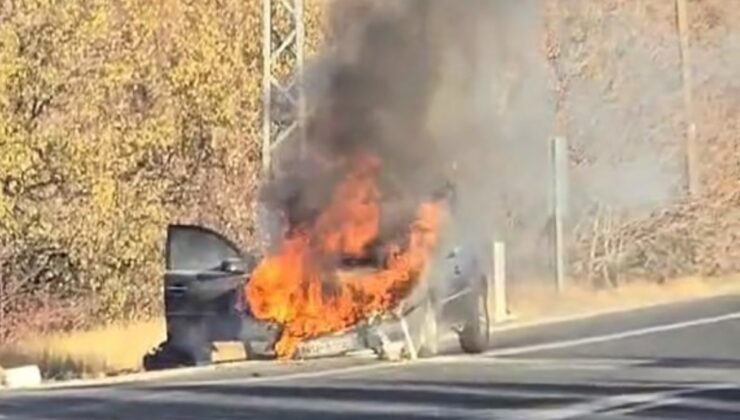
top-left (2, 374), bottom-right (739, 419)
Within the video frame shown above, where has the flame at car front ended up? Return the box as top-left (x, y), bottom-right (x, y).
top-left (245, 154), bottom-right (443, 358)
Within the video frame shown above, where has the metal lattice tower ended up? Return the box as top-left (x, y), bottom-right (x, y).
top-left (262, 0), bottom-right (306, 178)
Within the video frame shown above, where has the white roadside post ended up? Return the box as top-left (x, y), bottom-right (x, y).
top-left (491, 240), bottom-right (509, 323)
top-left (2, 365), bottom-right (42, 389)
top-left (551, 136), bottom-right (569, 293)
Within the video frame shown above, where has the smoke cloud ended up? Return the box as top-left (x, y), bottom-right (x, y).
top-left (259, 0), bottom-right (555, 274)
top-left (254, 0), bottom-right (738, 287)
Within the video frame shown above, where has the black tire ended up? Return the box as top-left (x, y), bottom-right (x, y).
top-left (143, 341), bottom-right (197, 371)
top-left (459, 274), bottom-right (491, 353)
top-left (168, 318), bottom-right (212, 367)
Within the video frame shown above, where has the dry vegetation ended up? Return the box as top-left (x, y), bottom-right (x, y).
top-left (510, 274), bottom-right (740, 322)
top-left (0, 0), bottom-right (325, 344)
top-left (1, 0), bottom-right (738, 378)
top-left (1, 319), bottom-right (164, 379)
top-left (0, 0), bottom-right (324, 377)
top-left (555, 1), bottom-right (740, 286)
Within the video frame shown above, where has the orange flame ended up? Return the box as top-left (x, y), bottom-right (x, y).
top-left (246, 155), bottom-right (443, 358)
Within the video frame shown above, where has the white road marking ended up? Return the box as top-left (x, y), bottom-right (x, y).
top-left (434, 295), bottom-right (740, 348)
top-left (111, 382), bottom-right (736, 420)
top-left (496, 383), bottom-right (737, 420)
top-left (18, 295), bottom-right (738, 392)
top-left (168, 356), bottom-right (638, 387)
top-left (488, 292), bottom-right (739, 333)
top-left (10, 302), bottom-right (740, 395)
top-left (3, 301), bottom-right (740, 420)
top-left (421, 356), bottom-right (649, 371)
top-left (78, 388), bottom-right (522, 419)
top-left (612, 393), bottom-right (740, 415)
top-left (487, 356), bottom-right (651, 367)
top-left (168, 361), bottom-right (402, 387)
top-left (483, 310), bottom-right (740, 357)
top-left (168, 310), bottom-right (740, 387)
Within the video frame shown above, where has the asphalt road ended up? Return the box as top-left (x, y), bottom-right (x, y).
top-left (2, 294), bottom-right (740, 419)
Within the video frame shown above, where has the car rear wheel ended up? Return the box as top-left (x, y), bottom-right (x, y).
top-left (459, 274), bottom-right (491, 353)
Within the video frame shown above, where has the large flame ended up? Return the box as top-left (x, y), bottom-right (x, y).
top-left (246, 155), bottom-right (443, 358)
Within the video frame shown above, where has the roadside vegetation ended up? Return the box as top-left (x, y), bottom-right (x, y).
top-left (1, 0), bottom-right (738, 379)
top-left (1, 319), bottom-right (163, 380)
top-left (0, 0), bottom-right (324, 345)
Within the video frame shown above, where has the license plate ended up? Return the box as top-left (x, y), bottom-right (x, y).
top-left (296, 334), bottom-right (360, 358)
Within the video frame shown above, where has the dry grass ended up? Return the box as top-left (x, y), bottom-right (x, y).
top-left (3, 276), bottom-right (739, 382)
top-left (0, 319), bottom-right (165, 380)
top-left (508, 275), bottom-right (740, 322)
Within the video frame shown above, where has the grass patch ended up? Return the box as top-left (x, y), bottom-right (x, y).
top-left (0, 319), bottom-right (165, 381)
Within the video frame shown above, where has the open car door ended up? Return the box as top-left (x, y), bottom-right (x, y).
top-left (144, 225), bottom-right (275, 370)
top-left (166, 224), bottom-right (246, 272)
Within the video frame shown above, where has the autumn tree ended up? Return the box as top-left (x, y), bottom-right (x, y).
top-left (0, 0), bottom-right (323, 339)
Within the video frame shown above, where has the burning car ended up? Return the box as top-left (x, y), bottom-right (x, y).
top-left (143, 222), bottom-right (491, 370)
top-left (144, 157), bottom-right (493, 369)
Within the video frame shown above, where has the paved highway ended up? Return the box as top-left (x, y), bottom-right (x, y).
top-left (2, 295), bottom-right (740, 419)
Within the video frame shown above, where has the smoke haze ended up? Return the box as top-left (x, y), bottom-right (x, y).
top-left (260, 0), bottom-right (555, 275)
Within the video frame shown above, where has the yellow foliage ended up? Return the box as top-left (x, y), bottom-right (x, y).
top-left (0, 0), bottom-right (324, 337)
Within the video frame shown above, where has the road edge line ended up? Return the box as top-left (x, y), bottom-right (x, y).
top-left (5, 292), bottom-right (738, 392)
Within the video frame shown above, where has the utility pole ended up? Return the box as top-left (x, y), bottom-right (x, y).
top-left (262, 0), bottom-right (306, 178)
top-left (676, 0), bottom-right (699, 197)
